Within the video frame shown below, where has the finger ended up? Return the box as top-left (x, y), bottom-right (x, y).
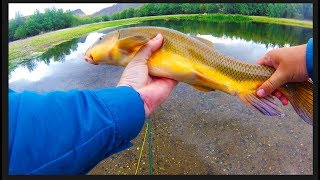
top-left (257, 54), bottom-right (273, 66)
top-left (147, 33), bottom-right (164, 52)
top-left (279, 96), bottom-right (289, 106)
top-left (130, 33), bottom-right (163, 64)
top-left (272, 90), bottom-right (282, 98)
top-left (154, 77), bottom-right (178, 89)
top-left (271, 90), bottom-right (288, 105)
top-left (257, 69), bottom-right (286, 97)
top-left (256, 50), bottom-right (281, 69)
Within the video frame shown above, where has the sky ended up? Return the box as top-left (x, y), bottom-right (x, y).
top-left (9, 3), bottom-right (116, 19)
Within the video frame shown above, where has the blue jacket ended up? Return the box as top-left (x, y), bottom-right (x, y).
top-left (306, 38), bottom-right (313, 79)
top-left (9, 86), bottom-right (145, 174)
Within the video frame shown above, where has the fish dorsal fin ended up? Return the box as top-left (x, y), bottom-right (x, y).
top-left (191, 35), bottom-right (214, 48)
top-left (117, 36), bottom-right (150, 53)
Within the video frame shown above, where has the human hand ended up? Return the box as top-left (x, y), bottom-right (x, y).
top-left (256, 44), bottom-right (309, 105)
top-left (117, 34), bottom-right (178, 117)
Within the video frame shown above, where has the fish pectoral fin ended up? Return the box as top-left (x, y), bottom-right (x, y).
top-left (238, 93), bottom-right (285, 118)
top-left (190, 35), bottom-right (214, 48)
top-left (191, 85), bottom-right (214, 92)
top-left (117, 36), bottom-right (150, 53)
top-left (194, 71), bottom-right (229, 93)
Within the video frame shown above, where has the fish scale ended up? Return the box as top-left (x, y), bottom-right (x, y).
top-left (120, 26), bottom-right (272, 81)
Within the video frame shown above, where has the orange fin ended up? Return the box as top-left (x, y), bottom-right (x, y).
top-left (191, 85), bottom-right (214, 92)
top-left (279, 80), bottom-right (313, 125)
top-left (117, 36), bottom-right (149, 53)
top-left (239, 93), bottom-right (285, 117)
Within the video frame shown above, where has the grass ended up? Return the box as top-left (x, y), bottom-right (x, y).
top-left (8, 14), bottom-right (312, 70)
top-left (249, 16), bottom-right (313, 28)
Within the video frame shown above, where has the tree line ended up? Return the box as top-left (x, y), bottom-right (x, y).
top-left (111, 3), bottom-right (312, 20)
top-left (9, 8), bottom-right (110, 41)
top-left (9, 3), bottom-right (312, 42)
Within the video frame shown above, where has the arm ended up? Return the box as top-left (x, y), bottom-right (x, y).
top-left (9, 33), bottom-right (176, 175)
top-left (9, 87), bottom-right (145, 175)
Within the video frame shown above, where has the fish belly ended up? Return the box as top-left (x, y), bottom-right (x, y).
top-left (147, 50), bottom-right (245, 94)
top-left (148, 50), bottom-right (198, 84)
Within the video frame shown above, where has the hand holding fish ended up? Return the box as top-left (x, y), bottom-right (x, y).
top-left (117, 33), bottom-right (178, 117)
top-left (256, 44), bottom-right (311, 105)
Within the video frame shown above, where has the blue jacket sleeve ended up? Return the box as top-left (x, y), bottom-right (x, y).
top-left (306, 38), bottom-right (313, 79)
top-left (9, 86), bottom-right (145, 175)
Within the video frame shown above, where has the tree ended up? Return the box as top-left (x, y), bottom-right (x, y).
top-left (207, 4), bottom-right (220, 14)
top-left (126, 8), bottom-right (135, 18)
top-left (9, 12), bottom-right (25, 41)
top-left (111, 12), bottom-right (121, 20)
top-left (14, 25), bottom-right (27, 39)
top-left (120, 9), bottom-right (128, 19)
top-left (101, 15), bottom-right (110, 21)
top-left (302, 4), bottom-right (312, 20)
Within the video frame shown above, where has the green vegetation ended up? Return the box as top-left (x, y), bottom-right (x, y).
top-left (9, 8), bottom-right (111, 41)
top-left (164, 14), bottom-right (312, 28)
top-left (249, 16), bottom-right (312, 28)
top-left (111, 3), bottom-right (312, 20)
top-left (9, 3), bottom-right (312, 42)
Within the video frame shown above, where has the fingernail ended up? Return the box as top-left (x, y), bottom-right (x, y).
top-left (275, 91), bottom-right (281, 98)
top-left (257, 89), bottom-right (265, 97)
top-left (155, 33), bottom-right (161, 39)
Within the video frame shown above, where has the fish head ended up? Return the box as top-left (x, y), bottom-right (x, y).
top-left (84, 29), bottom-right (150, 66)
top-left (84, 30), bottom-right (120, 65)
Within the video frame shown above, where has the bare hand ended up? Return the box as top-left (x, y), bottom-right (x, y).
top-left (256, 44), bottom-right (309, 105)
top-left (117, 34), bottom-right (178, 117)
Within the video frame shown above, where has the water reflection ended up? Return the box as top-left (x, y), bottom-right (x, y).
top-left (136, 20), bottom-right (312, 47)
top-left (199, 35), bottom-right (282, 64)
top-left (9, 32), bottom-right (105, 83)
top-left (19, 39), bottom-right (80, 73)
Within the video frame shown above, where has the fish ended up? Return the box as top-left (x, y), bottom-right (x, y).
top-left (84, 26), bottom-right (313, 125)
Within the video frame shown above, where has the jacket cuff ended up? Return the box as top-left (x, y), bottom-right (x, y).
top-left (92, 86), bottom-right (145, 145)
top-left (306, 38), bottom-right (313, 79)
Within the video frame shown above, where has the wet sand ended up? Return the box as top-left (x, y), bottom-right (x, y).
top-left (10, 59), bottom-right (313, 175)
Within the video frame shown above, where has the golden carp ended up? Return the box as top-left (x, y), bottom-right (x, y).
top-left (84, 26), bottom-right (313, 125)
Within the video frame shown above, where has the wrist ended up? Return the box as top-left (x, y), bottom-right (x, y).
top-left (117, 83), bottom-right (132, 88)
top-left (137, 89), bottom-right (151, 117)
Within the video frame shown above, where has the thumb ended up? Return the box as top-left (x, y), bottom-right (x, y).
top-left (257, 68), bottom-right (287, 97)
top-left (130, 33), bottom-right (163, 64)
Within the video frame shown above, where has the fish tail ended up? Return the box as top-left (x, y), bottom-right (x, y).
top-left (238, 80), bottom-right (313, 125)
top-left (279, 80), bottom-right (313, 125)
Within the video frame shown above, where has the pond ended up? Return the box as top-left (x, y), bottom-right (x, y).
top-left (8, 19), bottom-right (313, 175)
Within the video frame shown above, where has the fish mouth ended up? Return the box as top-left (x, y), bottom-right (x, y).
top-left (84, 54), bottom-right (98, 65)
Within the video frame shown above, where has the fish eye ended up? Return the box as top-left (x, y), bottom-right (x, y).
top-left (99, 36), bottom-right (104, 40)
